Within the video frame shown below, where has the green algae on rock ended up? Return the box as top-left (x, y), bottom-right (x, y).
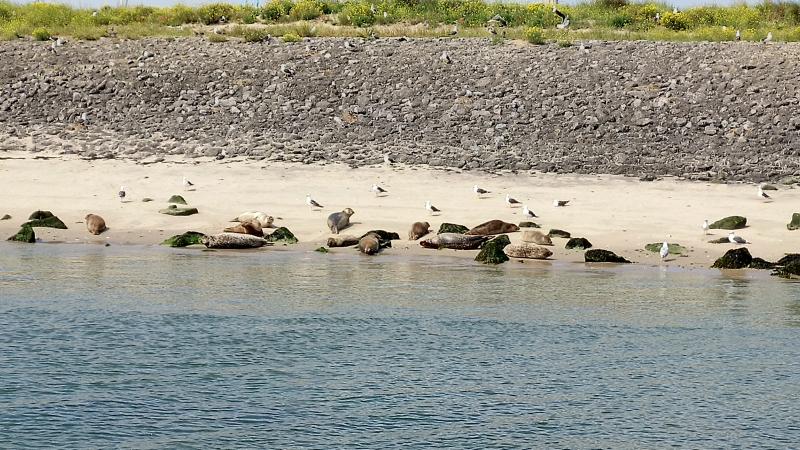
top-left (159, 205), bottom-right (199, 216)
top-left (161, 231), bottom-right (205, 247)
top-left (266, 227), bottom-right (298, 244)
top-left (709, 216), bottom-right (747, 230)
top-left (438, 223), bottom-right (469, 234)
top-left (565, 237), bottom-right (592, 250)
top-left (7, 224), bottom-right (35, 243)
top-left (585, 249), bottom-right (631, 263)
top-left (711, 248), bottom-right (752, 269)
top-left (645, 242), bottom-right (686, 255)
top-left (167, 195), bottom-right (187, 205)
top-left (475, 234), bottom-right (510, 265)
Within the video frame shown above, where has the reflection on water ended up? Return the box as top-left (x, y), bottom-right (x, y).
top-left (1, 243), bottom-right (800, 448)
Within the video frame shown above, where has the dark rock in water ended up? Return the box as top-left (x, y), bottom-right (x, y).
top-left (159, 205), bottom-right (199, 216)
top-left (787, 213), bottom-right (800, 231)
top-left (772, 256), bottom-right (800, 278)
top-left (26, 213), bottom-right (67, 229)
top-left (518, 221), bottom-right (540, 228)
top-left (475, 235), bottom-right (510, 264)
top-left (749, 257), bottom-right (775, 269)
top-left (360, 230), bottom-right (400, 243)
top-left (709, 216), bottom-right (747, 230)
top-left (28, 210), bottom-right (55, 220)
top-left (327, 235), bottom-right (359, 247)
top-left (161, 231), bottom-right (205, 247)
top-left (585, 249), bottom-right (631, 263)
top-left (708, 237), bottom-right (730, 244)
top-left (776, 254), bottom-right (800, 266)
top-left (548, 229), bottom-right (571, 239)
top-left (711, 248), bottom-right (752, 269)
top-left (7, 224), bottom-right (35, 243)
top-left (202, 232), bottom-right (268, 249)
top-left (141, 197), bottom-right (154, 202)
top-left (315, 246), bottom-right (330, 253)
top-left (438, 223), bottom-right (469, 234)
top-left (566, 237), bottom-right (592, 250)
top-left (167, 195), bottom-right (187, 205)
top-left (1, 214), bottom-right (10, 220)
top-left (266, 227), bottom-right (298, 244)
top-left (644, 242), bottom-right (686, 255)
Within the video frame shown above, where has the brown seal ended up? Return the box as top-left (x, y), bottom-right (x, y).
top-left (327, 235), bottom-right (360, 248)
top-left (85, 214), bottom-right (107, 235)
top-left (327, 208), bottom-right (355, 234)
top-left (521, 230), bottom-right (553, 246)
top-left (408, 221), bottom-right (431, 240)
top-left (465, 220), bottom-right (520, 235)
top-left (224, 219), bottom-right (264, 237)
top-left (358, 232), bottom-right (381, 255)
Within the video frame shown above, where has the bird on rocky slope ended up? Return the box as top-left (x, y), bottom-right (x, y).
top-left (280, 64), bottom-right (295, 77)
top-left (440, 52), bottom-right (452, 64)
top-left (660, 240), bottom-right (670, 260)
top-left (702, 219), bottom-right (709, 235)
top-left (735, 29), bottom-right (741, 41)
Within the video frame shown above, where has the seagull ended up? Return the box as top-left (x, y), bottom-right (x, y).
top-left (383, 154), bottom-right (393, 165)
top-left (425, 200), bottom-right (441, 215)
top-left (370, 3), bottom-right (376, 14)
top-left (473, 184), bottom-right (490, 197)
top-left (553, 200), bottom-right (569, 207)
top-left (522, 205), bottom-right (537, 218)
top-left (654, 12), bottom-right (660, 22)
top-left (735, 29), bottom-right (741, 41)
top-left (660, 241), bottom-right (669, 260)
top-left (371, 184), bottom-right (387, 196)
top-left (758, 185), bottom-right (771, 200)
top-left (440, 52), bottom-right (452, 64)
top-left (182, 176), bottom-right (194, 191)
top-left (702, 219), bottom-right (709, 235)
top-left (553, 6), bottom-right (570, 29)
top-left (118, 186), bottom-right (126, 202)
top-left (673, 7), bottom-right (679, 13)
top-left (505, 194), bottom-right (522, 208)
top-left (728, 232), bottom-right (747, 245)
top-left (280, 64), bottom-right (295, 77)
top-left (306, 194), bottom-right (323, 210)
top-left (763, 32), bottom-right (773, 43)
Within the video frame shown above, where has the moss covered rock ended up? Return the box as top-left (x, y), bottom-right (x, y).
top-left (474, 234), bottom-right (510, 264)
top-left (644, 243), bottom-right (686, 255)
top-left (1, 214), bottom-right (10, 220)
top-left (315, 246), bottom-right (330, 253)
top-left (159, 205), bottom-right (199, 216)
top-left (161, 231), bottom-right (205, 247)
top-left (266, 227), bottom-right (298, 244)
top-left (438, 223), bottom-right (469, 234)
top-left (518, 221), bottom-right (540, 228)
top-left (548, 229), bottom-right (571, 239)
top-left (7, 225), bottom-right (35, 243)
top-left (28, 210), bottom-right (54, 220)
top-left (565, 237), bottom-right (592, 250)
top-left (749, 257), bottom-right (775, 270)
top-left (142, 198), bottom-right (154, 203)
top-left (585, 249), bottom-right (631, 263)
top-left (711, 248), bottom-right (752, 269)
top-left (787, 213), bottom-right (800, 231)
top-left (709, 216), bottom-right (747, 230)
top-left (26, 216), bottom-right (67, 229)
top-left (167, 195), bottom-right (187, 205)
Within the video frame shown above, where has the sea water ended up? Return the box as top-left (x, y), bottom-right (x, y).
top-left (1, 243), bottom-right (799, 448)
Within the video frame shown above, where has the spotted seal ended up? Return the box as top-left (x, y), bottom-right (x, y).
top-left (201, 232), bottom-right (269, 249)
top-left (420, 233), bottom-right (490, 250)
top-left (231, 211), bottom-right (274, 228)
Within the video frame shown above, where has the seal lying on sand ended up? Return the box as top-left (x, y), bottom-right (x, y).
top-left (327, 208), bottom-right (355, 234)
top-left (224, 219), bottom-right (264, 237)
top-left (420, 233), bottom-right (490, 250)
top-left (201, 232), bottom-right (269, 249)
top-left (503, 243), bottom-right (552, 260)
top-left (231, 211), bottom-right (274, 228)
top-left (85, 214), bottom-right (107, 235)
top-left (327, 235), bottom-right (360, 247)
top-left (358, 232), bottom-right (381, 255)
top-left (466, 220), bottom-right (519, 235)
top-left (408, 221), bottom-right (431, 240)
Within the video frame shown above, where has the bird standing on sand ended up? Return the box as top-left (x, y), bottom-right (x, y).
top-left (505, 194), bottom-right (522, 208)
top-left (306, 194), bottom-right (323, 210)
top-left (474, 185), bottom-right (490, 198)
top-left (371, 184), bottom-right (387, 196)
top-left (553, 200), bottom-right (569, 207)
top-left (384, 154), bottom-right (393, 165)
top-left (758, 185), bottom-right (771, 200)
top-left (441, 52), bottom-right (452, 64)
top-left (118, 186), bottom-right (126, 202)
top-left (183, 176), bottom-right (194, 191)
top-left (735, 30), bottom-right (741, 41)
top-left (660, 241), bottom-right (669, 260)
top-left (702, 219), bottom-right (709, 235)
top-left (728, 232), bottom-right (747, 244)
top-left (763, 32), bottom-right (773, 43)
top-left (425, 200), bottom-right (441, 215)
top-left (522, 205), bottom-right (536, 218)
top-left (280, 64), bottom-right (295, 77)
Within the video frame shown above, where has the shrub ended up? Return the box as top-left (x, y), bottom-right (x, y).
top-left (70, 24), bottom-right (105, 40)
top-left (261, 0), bottom-right (291, 21)
top-left (198, 3), bottom-right (236, 25)
top-left (243, 27), bottom-right (270, 41)
top-left (557, 40), bottom-right (572, 47)
top-left (338, 1), bottom-right (375, 26)
top-left (0, 18), bottom-right (26, 39)
top-left (610, 13), bottom-right (632, 28)
top-left (0, 2), bottom-right (13, 23)
top-left (21, 2), bottom-right (73, 27)
top-left (596, 0), bottom-right (628, 8)
top-left (684, 7), bottom-right (719, 28)
top-left (524, 26), bottom-right (546, 44)
top-left (661, 11), bottom-right (689, 30)
top-left (281, 32), bottom-right (301, 42)
top-left (158, 4), bottom-right (199, 25)
top-left (236, 5), bottom-right (260, 24)
top-left (290, 0), bottom-right (323, 20)
top-left (207, 33), bottom-right (228, 42)
top-left (31, 26), bottom-right (49, 40)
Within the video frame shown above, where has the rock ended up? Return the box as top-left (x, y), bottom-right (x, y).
top-left (585, 249), bottom-right (631, 263)
top-left (7, 224), bottom-right (35, 243)
top-left (167, 195), bottom-right (187, 205)
top-left (201, 232), bottom-right (269, 249)
top-left (787, 213), bottom-right (800, 231)
top-left (548, 229), bottom-right (571, 238)
top-left (161, 231), bottom-right (206, 247)
top-left (565, 237), bottom-right (592, 250)
top-left (1, 214), bottom-right (10, 220)
top-left (141, 198), bottom-right (154, 202)
top-left (159, 205), bottom-right (199, 216)
top-left (25, 214), bottom-right (68, 229)
top-left (420, 233), bottom-right (489, 250)
top-left (712, 248), bottom-right (752, 269)
top-left (475, 235), bottom-right (511, 264)
top-left (438, 223), bottom-right (469, 234)
top-left (776, 254), bottom-right (800, 266)
top-left (315, 246), bottom-right (330, 253)
top-left (28, 210), bottom-right (55, 220)
top-left (749, 257), bottom-right (775, 269)
top-left (503, 243), bottom-right (552, 260)
top-left (518, 221), bottom-right (540, 228)
top-left (709, 216), bottom-right (747, 230)
top-left (708, 237), bottom-right (730, 244)
top-left (266, 227), bottom-right (298, 244)
top-left (466, 219), bottom-right (519, 235)
top-left (644, 242), bottom-right (686, 255)
top-left (521, 230), bottom-right (552, 246)
top-left (327, 235), bottom-right (359, 247)
top-left (772, 254), bottom-right (800, 278)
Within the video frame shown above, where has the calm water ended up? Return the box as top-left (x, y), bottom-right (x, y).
top-left (1, 243), bottom-right (799, 448)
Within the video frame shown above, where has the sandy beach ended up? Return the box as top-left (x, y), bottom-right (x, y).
top-left (1, 151), bottom-right (798, 268)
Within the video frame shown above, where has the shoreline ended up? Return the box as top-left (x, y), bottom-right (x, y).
top-left (2, 151), bottom-right (798, 272)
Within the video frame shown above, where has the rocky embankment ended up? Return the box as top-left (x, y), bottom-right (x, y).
top-left (1, 37), bottom-right (798, 181)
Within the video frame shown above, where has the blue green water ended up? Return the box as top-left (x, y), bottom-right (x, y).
top-left (1, 243), bottom-right (799, 448)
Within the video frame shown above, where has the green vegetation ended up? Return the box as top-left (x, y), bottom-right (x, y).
top-left (1, 0), bottom-right (799, 42)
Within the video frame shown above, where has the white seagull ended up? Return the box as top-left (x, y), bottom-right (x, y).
top-left (371, 184), bottom-right (387, 196)
top-left (505, 194), bottom-right (522, 208)
top-left (758, 185), bottom-right (771, 200)
top-left (473, 185), bottom-right (490, 197)
top-left (702, 219), bottom-right (709, 235)
top-left (425, 200), bottom-right (441, 215)
top-left (118, 186), bottom-right (127, 202)
top-left (735, 29), bottom-right (741, 41)
top-left (384, 154), bottom-right (393, 165)
top-left (306, 194), bottom-right (323, 210)
top-left (553, 200), bottom-right (569, 207)
top-left (183, 176), bottom-right (194, 191)
top-left (728, 232), bottom-right (747, 245)
top-left (522, 205), bottom-right (537, 218)
top-left (660, 241), bottom-right (669, 260)
top-left (763, 32), bottom-right (773, 43)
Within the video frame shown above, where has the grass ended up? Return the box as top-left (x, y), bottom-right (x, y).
top-left (0, 0), bottom-right (799, 42)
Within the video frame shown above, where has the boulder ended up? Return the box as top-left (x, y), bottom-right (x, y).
top-left (585, 249), bottom-right (632, 263)
top-left (518, 221), bottom-right (540, 228)
top-left (167, 195), bottom-right (187, 205)
top-left (1, 214), bottom-right (10, 220)
top-left (776, 254), bottom-right (800, 266)
top-left (711, 248), bottom-right (752, 269)
top-left (787, 213), bottom-right (800, 231)
top-left (25, 210), bottom-right (67, 229)
top-left (159, 205), bottom-right (199, 216)
top-left (7, 224), bottom-right (35, 243)
top-left (565, 237), bottom-right (592, 250)
top-left (161, 231), bottom-right (206, 247)
top-left (327, 235), bottom-right (359, 247)
top-left (475, 234), bottom-right (511, 264)
top-left (644, 242), bottom-right (686, 255)
top-left (709, 216), bottom-right (747, 230)
top-left (749, 257), bottom-right (775, 269)
top-left (201, 232), bottom-right (269, 249)
top-left (266, 227), bottom-right (298, 244)
top-left (708, 237), bottom-right (730, 244)
top-left (438, 223), bottom-right (469, 234)
top-left (315, 246), bottom-right (330, 253)
top-left (548, 229), bottom-right (571, 239)
top-left (521, 230), bottom-right (553, 246)
top-left (503, 243), bottom-right (552, 260)
top-left (28, 210), bottom-right (55, 220)
top-left (141, 198), bottom-right (154, 202)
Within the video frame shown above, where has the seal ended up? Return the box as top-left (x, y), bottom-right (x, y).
top-left (466, 220), bottom-right (520, 236)
top-left (327, 235), bottom-right (360, 248)
top-left (231, 211), bottom-right (274, 228)
top-left (408, 221), bottom-right (431, 240)
top-left (358, 232), bottom-right (381, 255)
top-left (85, 214), bottom-right (107, 235)
top-left (224, 219), bottom-right (264, 237)
top-left (420, 233), bottom-right (490, 250)
top-left (201, 232), bottom-right (269, 249)
top-left (327, 208), bottom-right (355, 234)
top-left (521, 230), bottom-right (553, 246)
top-left (503, 243), bottom-right (553, 260)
